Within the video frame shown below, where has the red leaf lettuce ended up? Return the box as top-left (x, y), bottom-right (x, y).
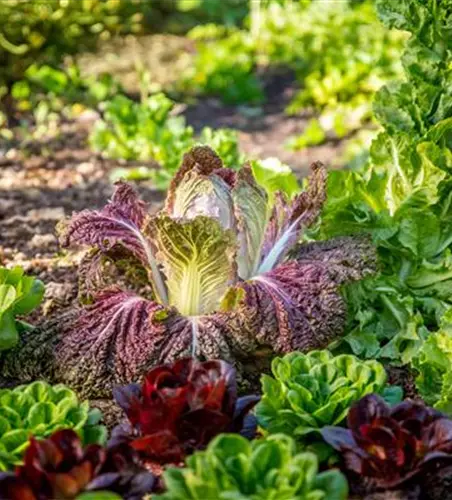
top-left (322, 394), bottom-right (452, 492)
top-left (110, 358), bottom-right (259, 466)
top-left (0, 429), bottom-right (155, 500)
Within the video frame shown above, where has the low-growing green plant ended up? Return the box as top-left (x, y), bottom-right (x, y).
top-left (257, 350), bottom-right (401, 443)
top-left (155, 433), bottom-right (348, 500)
top-left (0, 266), bottom-right (44, 351)
top-left (7, 64), bottom-right (121, 141)
top-left (280, 0), bottom-right (404, 147)
top-left (90, 92), bottom-right (242, 188)
top-left (182, 26), bottom-right (263, 104)
top-left (183, 0), bottom-right (403, 143)
top-left (0, 381), bottom-right (107, 470)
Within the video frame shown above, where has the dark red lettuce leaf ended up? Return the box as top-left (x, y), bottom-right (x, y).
top-left (322, 394), bottom-right (452, 491)
top-left (0, 430), bottom-right (155, 500)
top-left (111, 358), bottom-right (259, 465)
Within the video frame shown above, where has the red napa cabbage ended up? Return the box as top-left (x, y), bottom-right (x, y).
top-left (51, 146), bottom-right (377, 399)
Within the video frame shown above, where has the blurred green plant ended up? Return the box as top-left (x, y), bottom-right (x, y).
top-left (182, 0), bottom-right (404, 145)
top-left (251, 157), bottom-right (300, 201)
top-left (0, 0), bottom-right (151, 94)
top-left (7, 63), bottom-right (120, 140)
top-left (90, 92), bottom-right (243, 189)
top-left (182, 26), bottom-right (263, 104)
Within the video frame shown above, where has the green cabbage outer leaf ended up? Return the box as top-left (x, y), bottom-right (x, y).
top-left (256, 350), bottom-right (388, 438)
top-left (414, 309), bottom-right (452, 415)
top-left (155, 433), bottom-right (348, 500)
top-left (148, 214), bottom-right (236, 316)
top-left (232, 166), bottom-right (269, 279)
top-left (0, 380), bottom-right (106, 471)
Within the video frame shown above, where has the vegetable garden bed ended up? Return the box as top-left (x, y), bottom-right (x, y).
top-left (0, 0), bottom-right (451, 499)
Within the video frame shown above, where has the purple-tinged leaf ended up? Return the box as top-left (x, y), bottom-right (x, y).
top-left (347, 394), bottom-right (390, 433)
top-left (112, 383), bottom-right (142, 415)
top-left (258, 162), bottom-right (326, 274)
top-left (111, 358), bottom-right (259, 465)
top-left (59, 181), bottom-right (168, 304)
top-left (326, 394), bottom-right (452, 492)
top-left (165, 146), bottom-right (224, 213)
top-left (232, 165), bottom-right (269, 280)
top-left (321, 426), bottom-right (358, 451)
top-left (56, 287), bottom-right (167, 397)
top-left (224, 258), bottom-right (348, 353)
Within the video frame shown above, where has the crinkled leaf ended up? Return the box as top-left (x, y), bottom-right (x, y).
top-left (148, 215), bottom-right (236, 316)
top-left (169, 167), bottom-right (236, 231)
top-left (59, 182), bottom-right (168, 304)
top-left (258, 162), bottom-right (326, 274)
top-left (57, 288), bottom-right (167, 398)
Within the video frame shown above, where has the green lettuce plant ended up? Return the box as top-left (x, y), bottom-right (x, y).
top-left (414, 309), bottom-right (452, 416)
top-left (0, 381), bottom-right (107, 470)
top-left (156, 433), bottom-right (348, 500)
top-left (0, 266), bottom-right (44, 351)
top-left (257, 350), bottom-right (401, 441)
top-left (318, 0), bottom-right (452, 364)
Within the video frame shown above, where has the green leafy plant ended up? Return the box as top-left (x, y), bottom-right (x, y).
top-left (318, 0), bottom-right (452, 363)
top-left (155, 433), bottom-right (348, 500)
top-left (0, 266), bottom-right (44, 351)
top-left (281, 0), bottom-right (404, 147)
top-left (414, 309), bottom-right (452, 415)
top-left (257, 350), bottom-right (401, 447)
top-left (181, 26), bottom-right (263, 104)
top-left (0, 0), bottom-right (151, 91)
top-left (90, 92), bottom-right (242, 189)
top-left (7, 63), bottom-right (121, 142)
top-left (183, 0), bottom-right (403, 141)
top-left (251, 157), bottom-right (300, 201)
top-left (0, 381), bottom-right (107, 470)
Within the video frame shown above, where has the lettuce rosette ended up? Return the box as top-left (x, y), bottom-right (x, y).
top-left (2, 146), bottom-right (376, 398)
